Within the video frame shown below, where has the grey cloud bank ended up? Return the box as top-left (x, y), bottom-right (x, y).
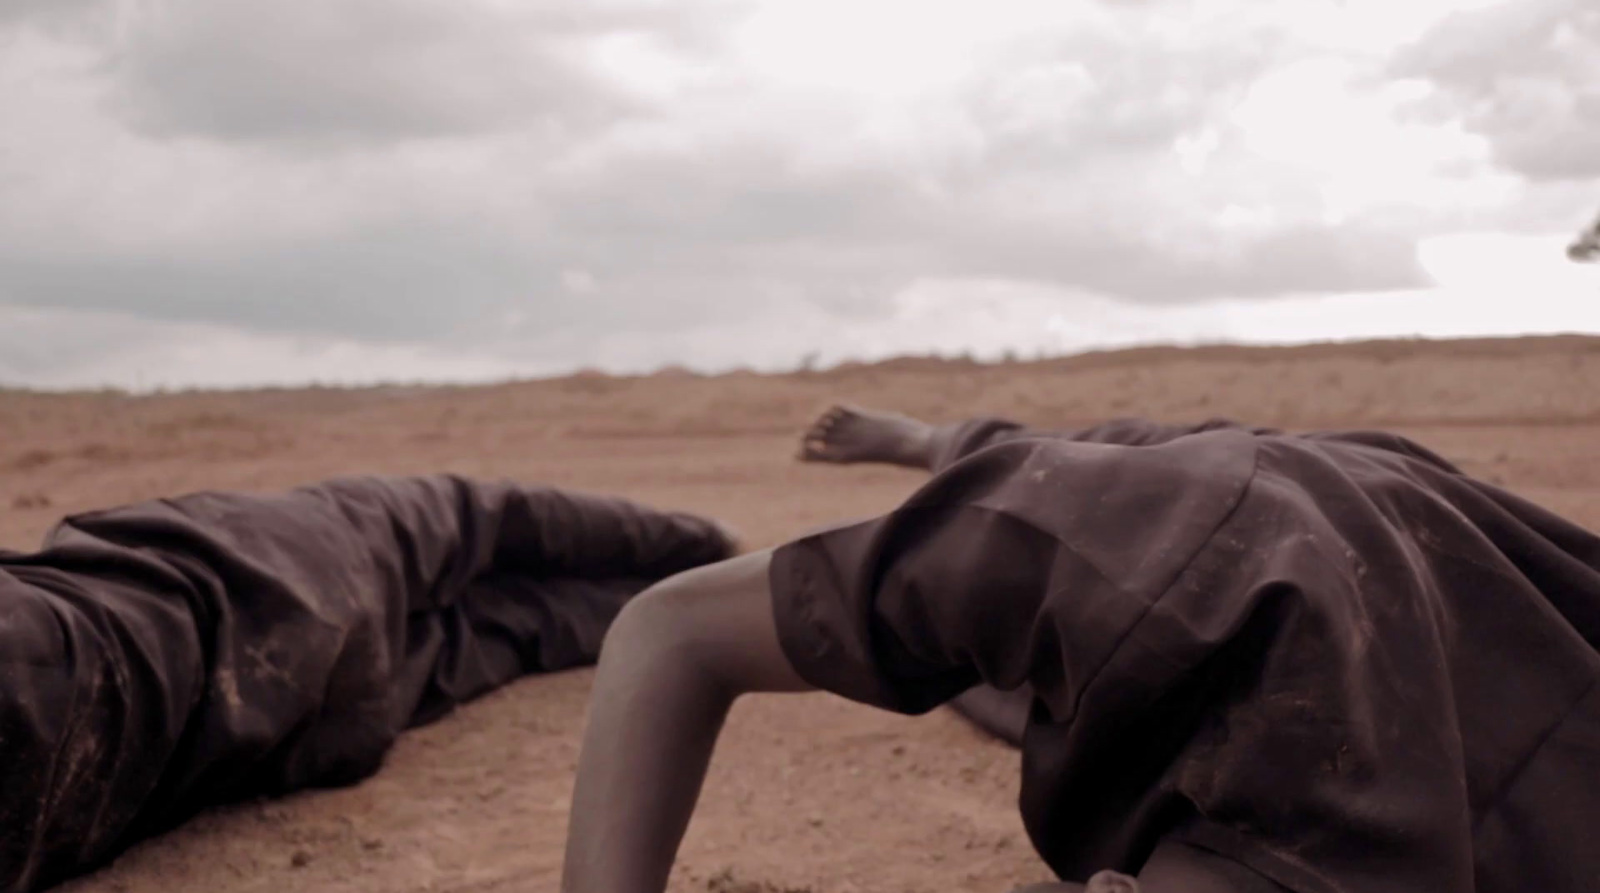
top-left (104, 0), bottom-right (690, 145)
top-left (0, 0), bottom-right (1597, 389)
top-left (1393, 0), bottom-right (1600, 182)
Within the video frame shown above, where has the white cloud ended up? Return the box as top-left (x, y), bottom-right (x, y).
top-left (1395, 0), bottom-right (1600, 181)
top-left (0, 0), bottom-right (1596, 390)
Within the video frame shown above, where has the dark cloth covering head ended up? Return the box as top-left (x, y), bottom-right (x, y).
top-left (771, 417), bottom-right (1600, 893)
top-left (0, 475), bottom-right (732, 893)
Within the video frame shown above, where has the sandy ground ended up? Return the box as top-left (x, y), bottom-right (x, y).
top-left (4, 335), bottom-right (1600, 893)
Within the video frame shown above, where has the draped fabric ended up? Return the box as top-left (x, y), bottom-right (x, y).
top-left (0, 475), bottom-right (732, 892)
top-left (773, 418), bottom-right (1600, 893)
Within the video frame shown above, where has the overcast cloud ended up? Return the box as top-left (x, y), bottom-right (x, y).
top-left (1, 0), bottom-right (1597, 389)
top-left (1392, 0), bottom-right (1600, 181)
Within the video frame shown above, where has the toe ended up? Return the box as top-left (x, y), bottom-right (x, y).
top-left (800, 438), bottom-right (839, 462)
top-left (802, 406), bottom-right (846, 447)
top-left (807, 405), bottom-right (843, 434)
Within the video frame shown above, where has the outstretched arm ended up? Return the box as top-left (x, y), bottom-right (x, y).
top-left (561, 549), bottom-right (812, 893)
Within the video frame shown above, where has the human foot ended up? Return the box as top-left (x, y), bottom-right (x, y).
top-left (798, 405), bottom-right (936, 468)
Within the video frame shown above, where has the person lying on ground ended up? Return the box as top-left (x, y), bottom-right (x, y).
top-left (562, 406), bottom-right (1600, 893)
top-left (0, 475), bottom-right (734, 893)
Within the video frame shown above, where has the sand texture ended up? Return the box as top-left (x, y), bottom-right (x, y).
top-left (4, 335), bottom-right (1600, 893)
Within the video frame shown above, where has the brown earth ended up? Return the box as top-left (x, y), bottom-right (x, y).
top-left (4, 335), bottom-right (1600, 893)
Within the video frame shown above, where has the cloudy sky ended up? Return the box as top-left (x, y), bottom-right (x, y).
top-left (2, 0), bottom-right (1598, 389)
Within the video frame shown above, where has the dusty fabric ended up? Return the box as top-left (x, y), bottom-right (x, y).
top-left (0, 475), bottom-right (732, 893)
top-left (772, 417), bottom-right (1600, 893)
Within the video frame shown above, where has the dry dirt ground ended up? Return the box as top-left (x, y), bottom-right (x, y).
top-left (4, 336), bottom-right (1600, 893)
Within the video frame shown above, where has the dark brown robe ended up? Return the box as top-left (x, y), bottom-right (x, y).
top-left (771, 418), bottom-right (1600, 893)
top-left (0, 475), bottom-right (732, 893)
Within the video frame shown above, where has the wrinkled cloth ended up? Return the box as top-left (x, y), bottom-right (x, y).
top-left (0, 475), bottom-right (732, 892)
top-left (772, 417), bottom-right (1600, 893)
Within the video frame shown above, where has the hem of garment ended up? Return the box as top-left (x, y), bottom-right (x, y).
top-left (768, 532), bottom-right (914, 711)
top-left (769, 435), bottom-right (1262, 716)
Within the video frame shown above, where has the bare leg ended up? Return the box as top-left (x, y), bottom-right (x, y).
top-left (799, 405), bottom-right (1056, 472)
top-left (950, 684), bottom-right (1031, 747)
top-left (801, 406), bottom-right (1274, 477)
top-left (798, 404), bottom-right (942, 468)
top-left (563, 550), bottom-right (812, 893)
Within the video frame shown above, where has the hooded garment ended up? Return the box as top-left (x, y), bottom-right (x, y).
top-left (771, 417), bottom-right (1600, 893)
top-left (0, 475), bottom-right (733, 892)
